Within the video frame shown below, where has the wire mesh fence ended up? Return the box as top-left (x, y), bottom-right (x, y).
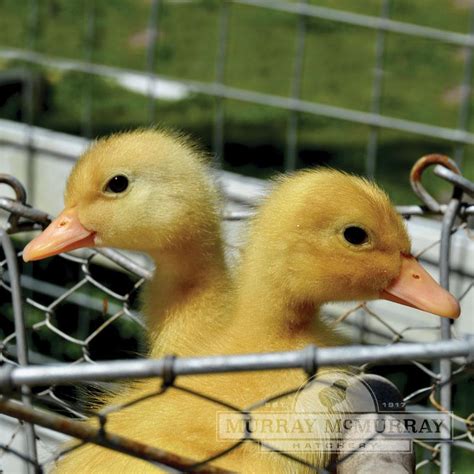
top-left (0, 155), bottom-right (473, 473)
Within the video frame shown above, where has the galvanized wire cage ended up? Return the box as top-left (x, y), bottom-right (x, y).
top-left (0, 156), bottom-right (473, 473)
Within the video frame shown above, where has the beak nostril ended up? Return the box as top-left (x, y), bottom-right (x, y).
top-left (384, 255), bottom-right (460, 318)
top-left (59, 220), bottom-right (67, 227)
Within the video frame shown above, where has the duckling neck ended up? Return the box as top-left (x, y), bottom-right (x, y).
top-left (232, 253), bottom-right (344, 350)
top-left (233, 277), bottom-right (325, 350)
top-left (145, 239), bottom-right (230, 352)
top-left (147, 241), bottom-right (227, 317)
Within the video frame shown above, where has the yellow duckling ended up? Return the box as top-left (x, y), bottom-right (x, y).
top-left (30, 169), bottom-right (458, 473)
top-left (23, 129), bottom-right (231, 356)
top-left (152, 169), bottom-right (458, 472)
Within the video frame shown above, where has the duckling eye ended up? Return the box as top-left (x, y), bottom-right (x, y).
top-left (105, 175), bottom-right (129, 194)
top-left (343, 226), bottom-right (368, 245)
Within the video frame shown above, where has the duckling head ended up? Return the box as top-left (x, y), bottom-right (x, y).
top-left (23, 129), bottom-right (222, 261)
top-left (242, 169), bottom-right (459, 319)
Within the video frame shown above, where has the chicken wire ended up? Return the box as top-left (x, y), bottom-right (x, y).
top-left (0, 156), bottom-right (472, 473)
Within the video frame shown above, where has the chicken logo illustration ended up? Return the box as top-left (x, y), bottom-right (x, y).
top-left (318, 378), bottom-right (350, 410)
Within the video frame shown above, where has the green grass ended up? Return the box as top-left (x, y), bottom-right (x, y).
top-left (0, 0), bottom-right (473, 203)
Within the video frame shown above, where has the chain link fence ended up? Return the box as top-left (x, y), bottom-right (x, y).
top-left (0, 155), bottom-right (473, 473)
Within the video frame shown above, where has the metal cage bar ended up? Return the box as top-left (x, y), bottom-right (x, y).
top-left (146, 0), bottom-right (161, 124)
top-left (365, 0), bottom-right (390, 178)
top-left (284, 0), bottom-right (308, 172)
top-left (213, 0), bottom-right (231, 165)
top-left (3, 47), bottom-right (474, 147)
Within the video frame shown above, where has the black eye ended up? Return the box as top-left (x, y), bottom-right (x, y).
top-left (343, 226), bottom-right (368, 245)
top-left (105, 175), bottom-right (129, 193)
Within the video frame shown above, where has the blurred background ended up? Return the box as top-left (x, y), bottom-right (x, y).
top-left (0, 1), bottom-right (473, 472)
top-left (1, 0), bottom-right (474, 200)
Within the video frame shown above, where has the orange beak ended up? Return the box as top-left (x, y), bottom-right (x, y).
top-left (381, 255), bottom-right (460, 319)
top-left (23, 208), bottom-right (96, 262)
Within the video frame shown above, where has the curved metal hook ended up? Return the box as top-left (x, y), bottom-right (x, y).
top-left (0, 174), bottom-right (28, 233)
top-left (434, 166), bottom-right (474, 198)
top-left (409, 155), bottom-right (461, 213)
top-left (0, 174), bottom-right (27, 205)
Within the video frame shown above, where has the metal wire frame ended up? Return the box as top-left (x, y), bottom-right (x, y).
top-left (80, 0), bottom-right (96, 139)
top-left (0, 230), bottom-right (37, 472)
top-left (0, 339), bottom-right (472, 388)
top-left (365, 0), bottom-right (390, 178)
top-left (0, 156), bottom-right (472, 473)
top-left (146, 0), bottom-right (161, 125)
top-left (2, 47), bottom-right (474, 144)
